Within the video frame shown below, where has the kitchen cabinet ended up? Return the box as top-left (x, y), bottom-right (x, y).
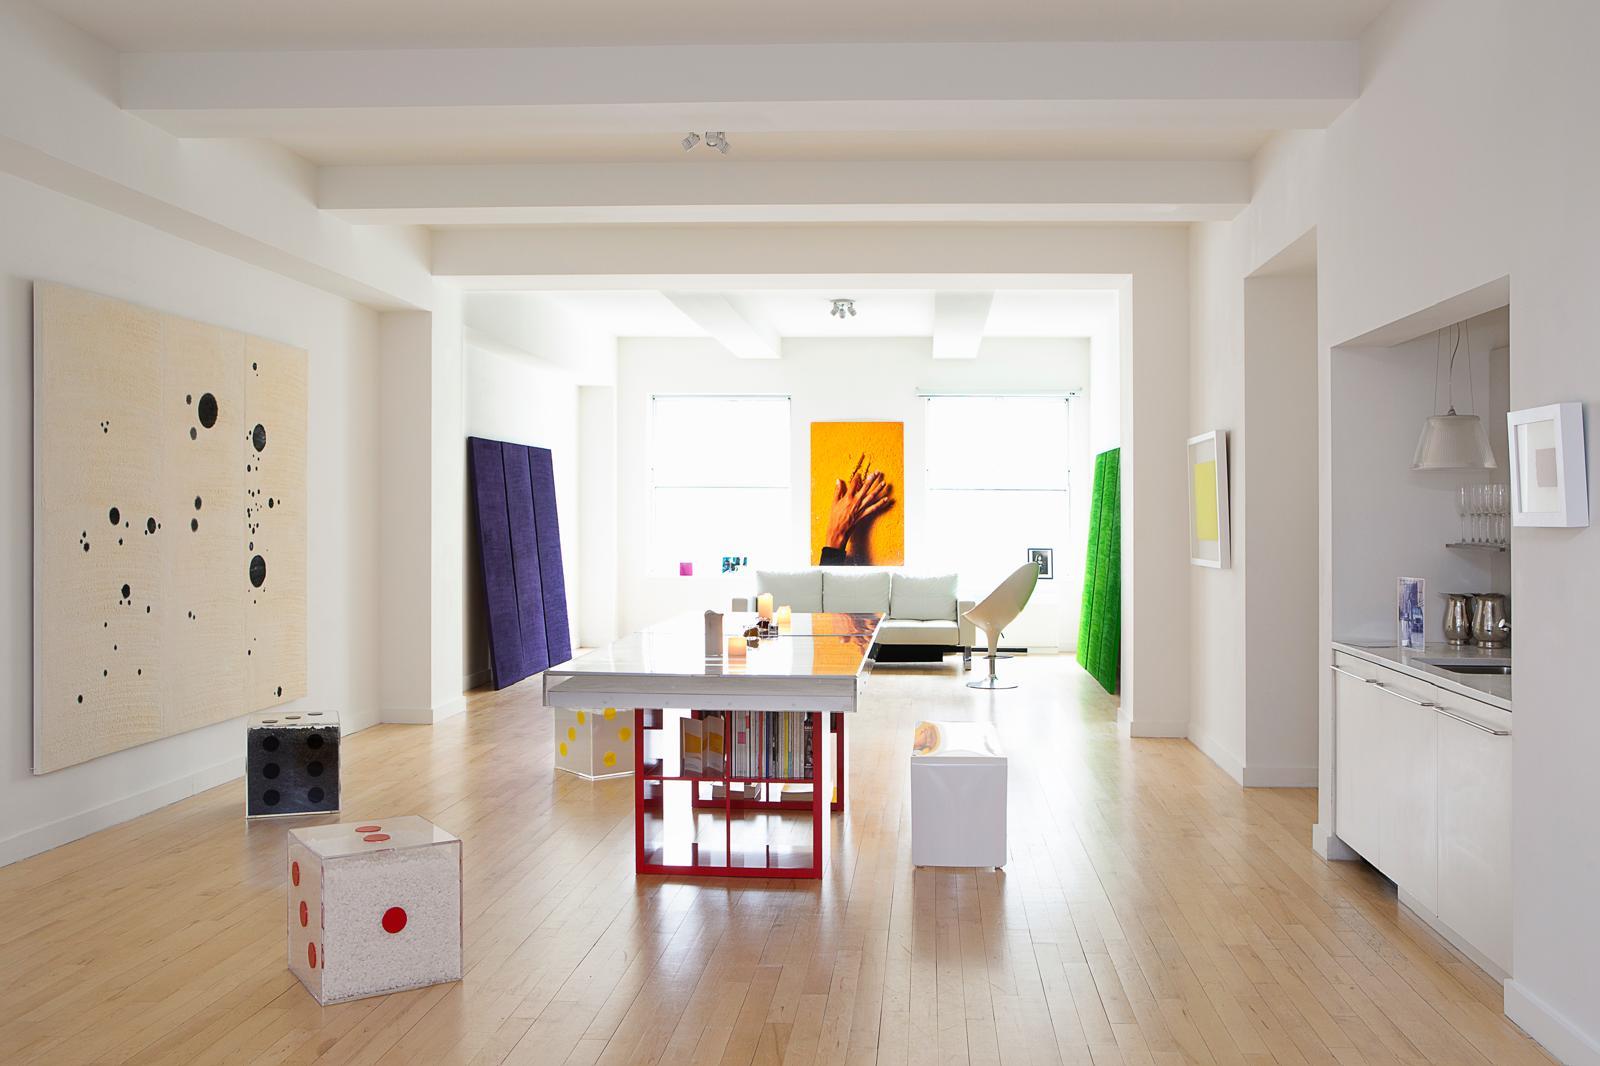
top-left (1435, 694), bottom-right (1514, 974)
top-left (1331, 649), bottom-right (1511, 978)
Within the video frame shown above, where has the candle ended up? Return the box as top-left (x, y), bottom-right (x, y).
top-left (775, 605), bottom-right (792, 627)
top-left (757, 593), bottom-right (774, 621)
top-left (726, 635), bottom-right (746, 659)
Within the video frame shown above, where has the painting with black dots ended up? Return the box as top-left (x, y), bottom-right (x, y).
top-left (33, 283), bottom-right (308, 774)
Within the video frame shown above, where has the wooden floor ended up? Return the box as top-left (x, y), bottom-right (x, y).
top-left (0, 655), bottom-right (1555, 1066)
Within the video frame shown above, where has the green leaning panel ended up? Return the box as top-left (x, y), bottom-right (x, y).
top-left (1077, 448), bottom-right (1121, 694)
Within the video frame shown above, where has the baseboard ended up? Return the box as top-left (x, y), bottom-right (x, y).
top-left (1126, 718), bottom-right (1189, 739)
top-left (462, 668), bottom-right (491, 691)
top-left (1241, 763), bottom-right (1319, 788)
top-left (1188, 730), bottom-right (1244, 784)
top-left (1312, 822), bottom-right (1360, 861)
top-left (0, 755), bottom-right (241, 868)
top-left (1397, 888), bottom-right (1510, 985)
top-left (382, 695), bottom-right (467, 725)
top-left (1506, 980), bottom-right (1600, 1066)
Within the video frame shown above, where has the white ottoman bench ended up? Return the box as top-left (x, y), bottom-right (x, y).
top-left (910, 721), bottom-right (1007, 868)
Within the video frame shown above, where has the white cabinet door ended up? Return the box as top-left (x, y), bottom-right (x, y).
top-left (1333, 658), bottom-right (1383, 865)
top-left (1436, 697), bottom-right (1513, 975)
top-left (1370, 672), bottom-right (1440, 914)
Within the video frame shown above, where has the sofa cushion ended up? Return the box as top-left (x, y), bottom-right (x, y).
top-left (877, 618), bottom-right (960, 646)
top-left (822, 569), bottom-right (891, 613)
top-left (754, 569), bottom-right (823, 612)
top-left (890, 573), bottom-right (958, 621)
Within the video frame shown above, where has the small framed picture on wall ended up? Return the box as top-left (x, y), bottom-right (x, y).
top-left (1397, 577), bottom-right (1426, 650)
top-left (1507, 402), bottom-right (1588, 528)
top-left (1029, 548), bottom-right (1053, 579)
top-left (1187, 431), bottom-right (1231, 568)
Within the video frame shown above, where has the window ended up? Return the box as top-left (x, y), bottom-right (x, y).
top-left (650, 395), bottom-right (791, 576)
top-left (924, 395), bottom-right (1072, 595)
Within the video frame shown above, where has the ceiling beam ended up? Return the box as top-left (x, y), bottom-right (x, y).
top-left (317, 160), bottom-right (1249, 226)
top-left (120, 41), bottom-right (1359, 137)
top-left (932, 293), bottom-right (994, 360)
top-left (662, 293), bottom-right (779, 360)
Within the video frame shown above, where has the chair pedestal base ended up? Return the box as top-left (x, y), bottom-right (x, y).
top-left (967, 676), bottom-right (1018, 691)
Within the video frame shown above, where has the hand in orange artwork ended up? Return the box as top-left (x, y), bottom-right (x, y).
top-left (824, 453), bottom-right (895, 553)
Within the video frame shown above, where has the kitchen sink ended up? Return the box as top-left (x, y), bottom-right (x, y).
top-left (1427, 662), bottom-right (1511, 676)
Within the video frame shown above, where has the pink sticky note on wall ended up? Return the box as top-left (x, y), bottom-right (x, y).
top-left (679, 561), bottom-right (694, 577)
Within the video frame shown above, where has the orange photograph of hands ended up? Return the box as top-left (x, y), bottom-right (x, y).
top-left (809, 421), bottom-right (904, 566)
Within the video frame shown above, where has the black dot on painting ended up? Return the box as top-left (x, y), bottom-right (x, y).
top-left (307, 761), bottom-right (323, 777)
top-left (117, 538), bottom-right (123, 545)
top-left (186, 394), bottom-right (192, 405)
top-left (191, 519), bottom-right (198, 532)
top-left (268, 498), bottom-right (274, 509)
top-left (121, 583), bottom-right (130, 599)
top-left (102, 669), bottom-right (107, 677)
top-left (197, 392), bottom-right (218, 429)
top-left (306, 733), bottom-right (324, 750)
top-left (249, 554), bottom-right (267, 588)
top-left (194, 496), bottom-right (202, 510)
top-left (263, 763), bottom-right (280, 779)
top-left (77, 695), bottom-right (82, 704)
top-left (190, 427), bottom-right (197, 440)
top-left (146, 518), bottom-right (156, 534)
top-left (276, 686), bottom-right (283, 698)
top-left (263, 790), bottom-right (279, 806)
top-left (308, 787), bottom-right (324, 804)
top-left (83, 543), bottom-right (89, 553)
top-left (262, 735), bottom-right (280, 752)
top-left (145, 606), bottom-right (150, 613)
top-left (137, 668), bottom-right (142, 675)
top-left (109, 507), bottom-right (120, 525)
top-left (251, 424), bottom-right (267, 453)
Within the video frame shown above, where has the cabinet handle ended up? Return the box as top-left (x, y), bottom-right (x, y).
top-left (1434, 705), bottom-right (1512, 736)
top-left (1329, 665), bottom-right (1382, 684)
top-left (1372, 683), bottom-right (1436, 708)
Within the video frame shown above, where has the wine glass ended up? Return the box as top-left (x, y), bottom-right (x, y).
top-left (1458, 486), bottom-right (1471, 544)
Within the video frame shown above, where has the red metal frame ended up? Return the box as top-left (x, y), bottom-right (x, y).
top-left (634, 708), bottom-right (833, 879)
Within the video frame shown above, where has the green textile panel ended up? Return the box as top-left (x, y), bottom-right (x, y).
top-left (1076, 448), bottom-right (1121, 694)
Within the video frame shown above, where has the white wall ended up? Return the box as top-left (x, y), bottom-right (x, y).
top-left (460, 336), bottom-right (583, 686)
top-left (0, 173), bottom-right (381, 865)
top-left (1300, 2), bottom-right (1600, 1057)
top-left (614, 336), bottom-right (1089, 647)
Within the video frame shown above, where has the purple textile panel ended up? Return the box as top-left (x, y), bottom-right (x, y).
top-left (528, 446), bottom-right (573, 666)
top-left (467, 437), bottom-right (572, 689)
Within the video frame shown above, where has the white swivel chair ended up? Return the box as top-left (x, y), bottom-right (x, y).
top-left (963, 562), bottom-right (1039, 690)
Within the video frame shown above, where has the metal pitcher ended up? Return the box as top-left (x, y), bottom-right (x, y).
top-left (1471, 593), bottom-right (1510, 647)
top-left (1442, 593), bottom-right (1473, 645)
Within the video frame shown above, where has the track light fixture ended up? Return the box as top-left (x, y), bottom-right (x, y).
top-left (830, 299), bottom-right (857, 319)
top-left (681, 131), bottom-right (730, 154)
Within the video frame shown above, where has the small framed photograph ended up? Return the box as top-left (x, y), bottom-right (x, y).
top-left (1028, 547), bottom-right (1053, 579)
top-left (1508, 402), bottom-right (1588, 528)
top-left (1397, 577), bottom-right (1426, 650)
top-left (1187, 431), bottom-right (1231, 568)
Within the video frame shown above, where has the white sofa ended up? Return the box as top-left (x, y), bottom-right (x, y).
top-left (733, 569), bottom-right (976, 668)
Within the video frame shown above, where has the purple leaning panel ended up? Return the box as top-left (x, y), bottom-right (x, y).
top-left (467, 437), bottom-right (530, 688)
top-left (528, 446), bottom-right (573, 666)
top-left (501, 444), bottom-right (550, 678)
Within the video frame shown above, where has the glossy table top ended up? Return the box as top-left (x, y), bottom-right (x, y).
top-left (549, 612), bottom-right (882, 680)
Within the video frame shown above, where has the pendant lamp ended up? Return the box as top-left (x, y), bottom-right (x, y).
top-left (1411, 322), bottom-right (1497, 470)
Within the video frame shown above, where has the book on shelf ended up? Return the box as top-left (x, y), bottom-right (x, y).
top-left (680, 718), bottom-right (704, 775)
top-left (720, 711), bottom-right (814, 779)
top-left (704, 714), bottom-right (726, 775)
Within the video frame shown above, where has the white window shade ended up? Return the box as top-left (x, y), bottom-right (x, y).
top-left (925, 396), bottom-right (1070, 490)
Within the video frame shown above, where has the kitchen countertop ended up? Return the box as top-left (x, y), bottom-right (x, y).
top-left (1332, 641), bottom-right (1512, 711)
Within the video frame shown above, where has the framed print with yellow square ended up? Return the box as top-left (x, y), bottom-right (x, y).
top-left (1187, 430), bottom-right (1231, 568)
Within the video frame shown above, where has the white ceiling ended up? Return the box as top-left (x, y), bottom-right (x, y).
top-left (41, 0), bottom-right (1391, 51)
top-left (544, 289), bottom-right (1118, 341)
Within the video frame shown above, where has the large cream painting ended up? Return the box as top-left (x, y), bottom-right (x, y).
top-left (33, 283), bottom-right (307, 773)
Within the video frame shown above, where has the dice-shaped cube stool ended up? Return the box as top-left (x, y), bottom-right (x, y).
top-left (554, 707), bottom-right (634, 780)
top-left (247, 709), bottom-right (340, 818)
top-left (287, 817), bottom-right (463, 1005)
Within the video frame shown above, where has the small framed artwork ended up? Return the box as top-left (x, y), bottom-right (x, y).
top-left (720, 555), bottom-right (749, 574)
top-left (1028, 548), bottom-right (1053, 579)
top-left (1187, 431), bottom-right (1231, 568)
top-left (1507, 403), bottom-right (1588, 528)
top-left (1397, 577), bottom-right (1426, 649)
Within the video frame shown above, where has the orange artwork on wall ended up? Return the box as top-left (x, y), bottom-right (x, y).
top-left (809, 421), bottom-right (904, 566)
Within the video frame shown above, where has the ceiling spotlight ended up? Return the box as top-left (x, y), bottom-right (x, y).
top-left (830, 298), bottom-right (856, 319)
top-left (704, 131), bottom-right (730, 155)
top-left (680, 132), bottom-right (701, 152)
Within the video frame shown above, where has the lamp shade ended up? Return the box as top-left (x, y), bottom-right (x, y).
top-left (1411, 412), bottom-right (1497, 470)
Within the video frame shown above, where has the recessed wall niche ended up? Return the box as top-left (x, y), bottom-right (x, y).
top-left (33, 283), bottom-right (307, 773)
